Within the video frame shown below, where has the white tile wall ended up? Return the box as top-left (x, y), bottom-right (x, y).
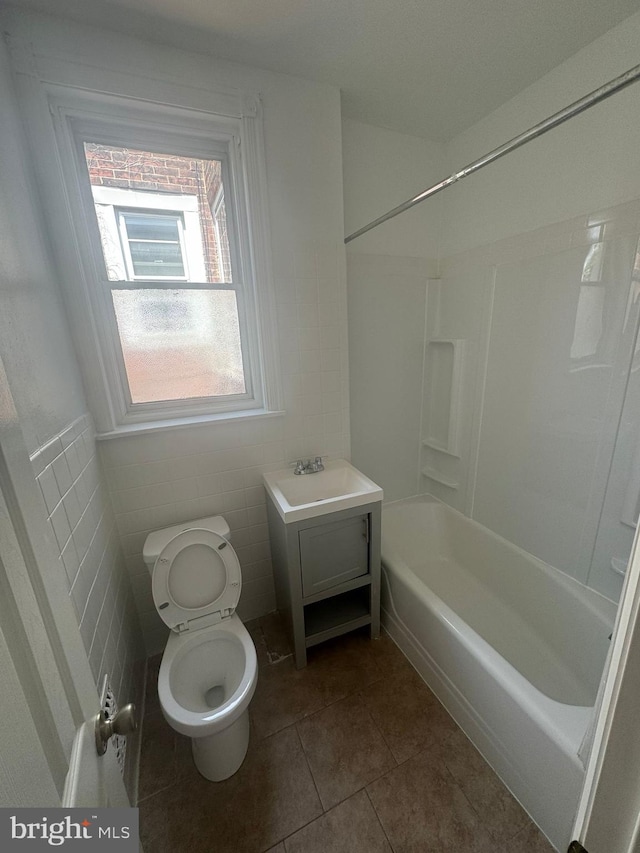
top-left (30, 414), bottom-right (144, 706)
top-left (348, 253), bottom-right (436, 501)
top-left (100, 239), bottom-right (351, 655)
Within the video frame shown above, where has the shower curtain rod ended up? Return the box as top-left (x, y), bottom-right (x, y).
top-left (344, 62), bottom-right (640, 244)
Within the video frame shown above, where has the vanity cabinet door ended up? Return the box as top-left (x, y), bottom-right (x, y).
top-left (299, 514), bottom-right (369, 597)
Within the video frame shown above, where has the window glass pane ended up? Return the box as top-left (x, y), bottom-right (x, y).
top-left (83, 143), bottom-right (233, 283)
top-left (112, 289), bottom-right (246, 404)
top-left (122, 213), bottom-right (180, 242)
top-left (128, 240), bottom-right (185, 278)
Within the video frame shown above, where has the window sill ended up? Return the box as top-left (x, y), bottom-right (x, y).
top-left (95, 408), bottom-right (285, 441)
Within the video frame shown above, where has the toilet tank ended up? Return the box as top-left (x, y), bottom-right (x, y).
top-left (142, 515), bottom-right (231, 574)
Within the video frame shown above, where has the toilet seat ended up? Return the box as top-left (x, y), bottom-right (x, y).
top-left (152, 528), bottom-right (241, 633)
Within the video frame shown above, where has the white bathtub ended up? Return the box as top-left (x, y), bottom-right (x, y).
top-left (381, 495), bottom-right (616, 851)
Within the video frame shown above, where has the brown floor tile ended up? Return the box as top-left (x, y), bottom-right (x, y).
top-left (260, 611), bottom-right (293, 663)
top-left (247, 617), bottom-right (271, 668)
top-left (361, 665), bottom-right (458, 763)
top-left (303, 628), bottom-right (408, 703)
top-left (144, 653), bottom-right (163, 716)
top-left (173, 729), bottom-right (200, 783)
top-left (367, 749), bottom-right (498, 853)
top-left (284, 789), bottom-right (391, 853)
top-left (138, 773), bottom-right (208, 853)
top-left (250, 657), bottom-right (329, 740)
top-left (367, 630), bottom-right (415, 680)
top-left (137, 712), bottom-right (179, 801)
top-left (251, 626), bottom-right (412, 742)
top-left (297, 693), bottom-right (396, 810)
top-left (139, 629), bottom-right (553, 853)
top-left (433, 727), bottom-right (530, 844)
top-left (507, 819), bottom-right (556, 852)
top-left (140, 726), bottom-right (322, 853)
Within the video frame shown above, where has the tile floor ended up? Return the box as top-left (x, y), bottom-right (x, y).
top-left (137, 614), bottom-right (556, 852)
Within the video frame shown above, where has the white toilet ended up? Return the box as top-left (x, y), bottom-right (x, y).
top-left (143, 515), bottom-right (258, 782)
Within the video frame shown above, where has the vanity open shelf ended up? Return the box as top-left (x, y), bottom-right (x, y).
top-left (264, 460), bottom-right (383, 668)
top-left (304, 583), bottom-right (373, 647)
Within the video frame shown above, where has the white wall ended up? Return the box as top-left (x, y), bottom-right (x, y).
top-left (3, 9), bottom-right (350, 654)
top-left (343, 119), bottom-right (444, 500)
top-left (443, 11), bottom-right (640, 256)
top-left (0, 31), bottom-right (144, 710)
top-left (0, 35), bottom-right (85, 454)
top-left (342, 119), bottom-right (444, 259)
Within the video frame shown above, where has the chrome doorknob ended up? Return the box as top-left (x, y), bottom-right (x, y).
top-left (95, 703), bottom-right (137, 756)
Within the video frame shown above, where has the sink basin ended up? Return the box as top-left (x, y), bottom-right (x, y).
top-left (263, 459), bottom-right (383, 523)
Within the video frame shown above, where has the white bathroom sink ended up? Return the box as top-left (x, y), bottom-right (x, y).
top-left (263, 459), bottom-right (383, 523)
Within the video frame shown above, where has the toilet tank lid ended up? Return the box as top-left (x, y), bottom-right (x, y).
top-left (143, 515), bottom-right (230, 565)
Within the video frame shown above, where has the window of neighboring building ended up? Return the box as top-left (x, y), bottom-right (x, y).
top-left (118, 211), bottom-right (188, 280)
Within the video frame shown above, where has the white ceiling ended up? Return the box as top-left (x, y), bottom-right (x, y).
top-left (9, 0), bottom-right (640, 140)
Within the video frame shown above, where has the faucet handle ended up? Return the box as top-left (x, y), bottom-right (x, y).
top-left (314, 456), bottom-right (325, 471)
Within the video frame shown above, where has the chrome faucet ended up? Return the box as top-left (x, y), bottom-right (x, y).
top-left (293, 457), bottom-right (325, 475)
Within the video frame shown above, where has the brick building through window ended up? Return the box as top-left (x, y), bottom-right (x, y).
top-left (84, 144), bottom-right (230, 282)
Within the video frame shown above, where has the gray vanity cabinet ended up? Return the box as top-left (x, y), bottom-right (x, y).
top-left (299, 514), bottom-right (370, 596)
top-left (266, 498), bottom-right (381, 668)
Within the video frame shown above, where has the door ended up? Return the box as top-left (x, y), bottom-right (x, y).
top-left (0, 356), bottom-right (129, 809)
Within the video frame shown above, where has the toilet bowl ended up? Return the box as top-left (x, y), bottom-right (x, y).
top-left (143, 516), bottom-right (258, 782)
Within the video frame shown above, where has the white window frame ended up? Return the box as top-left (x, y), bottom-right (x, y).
top-left (212, 187), bottom-right (230, 285)
top-left (42, 88), bottom-right (282, 435)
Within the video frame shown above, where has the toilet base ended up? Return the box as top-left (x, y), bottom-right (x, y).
top-left (191, 709), bottom-right (250, 782)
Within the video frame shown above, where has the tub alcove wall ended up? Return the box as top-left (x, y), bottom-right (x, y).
top-left (346, 11), bottom-right (640, 852)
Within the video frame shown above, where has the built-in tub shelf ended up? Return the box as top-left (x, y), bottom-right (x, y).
top-left (421, 467), bottom-right (459, 489)
top-left (304, 585), bottom-right (372, 648)
top-left (421, 439), bottom-right (461, 459)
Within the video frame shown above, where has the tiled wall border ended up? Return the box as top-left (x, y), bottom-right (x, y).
top-left (30, 414), bottom-right (144, 708)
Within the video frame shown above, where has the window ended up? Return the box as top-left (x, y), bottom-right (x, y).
top-left (80, 141), bottom-right (252, 410)
top-left (118, 212), bottom-right (188, 280)
top-left (46, 97), bottom-right (281, 431)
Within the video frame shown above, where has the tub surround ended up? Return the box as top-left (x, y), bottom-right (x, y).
top-left (350, 198), bottom-right (640, 606)
top-left (381, 495), bottom-right (615, 850)
top-left (428, 201), bottom-right (640, 603)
